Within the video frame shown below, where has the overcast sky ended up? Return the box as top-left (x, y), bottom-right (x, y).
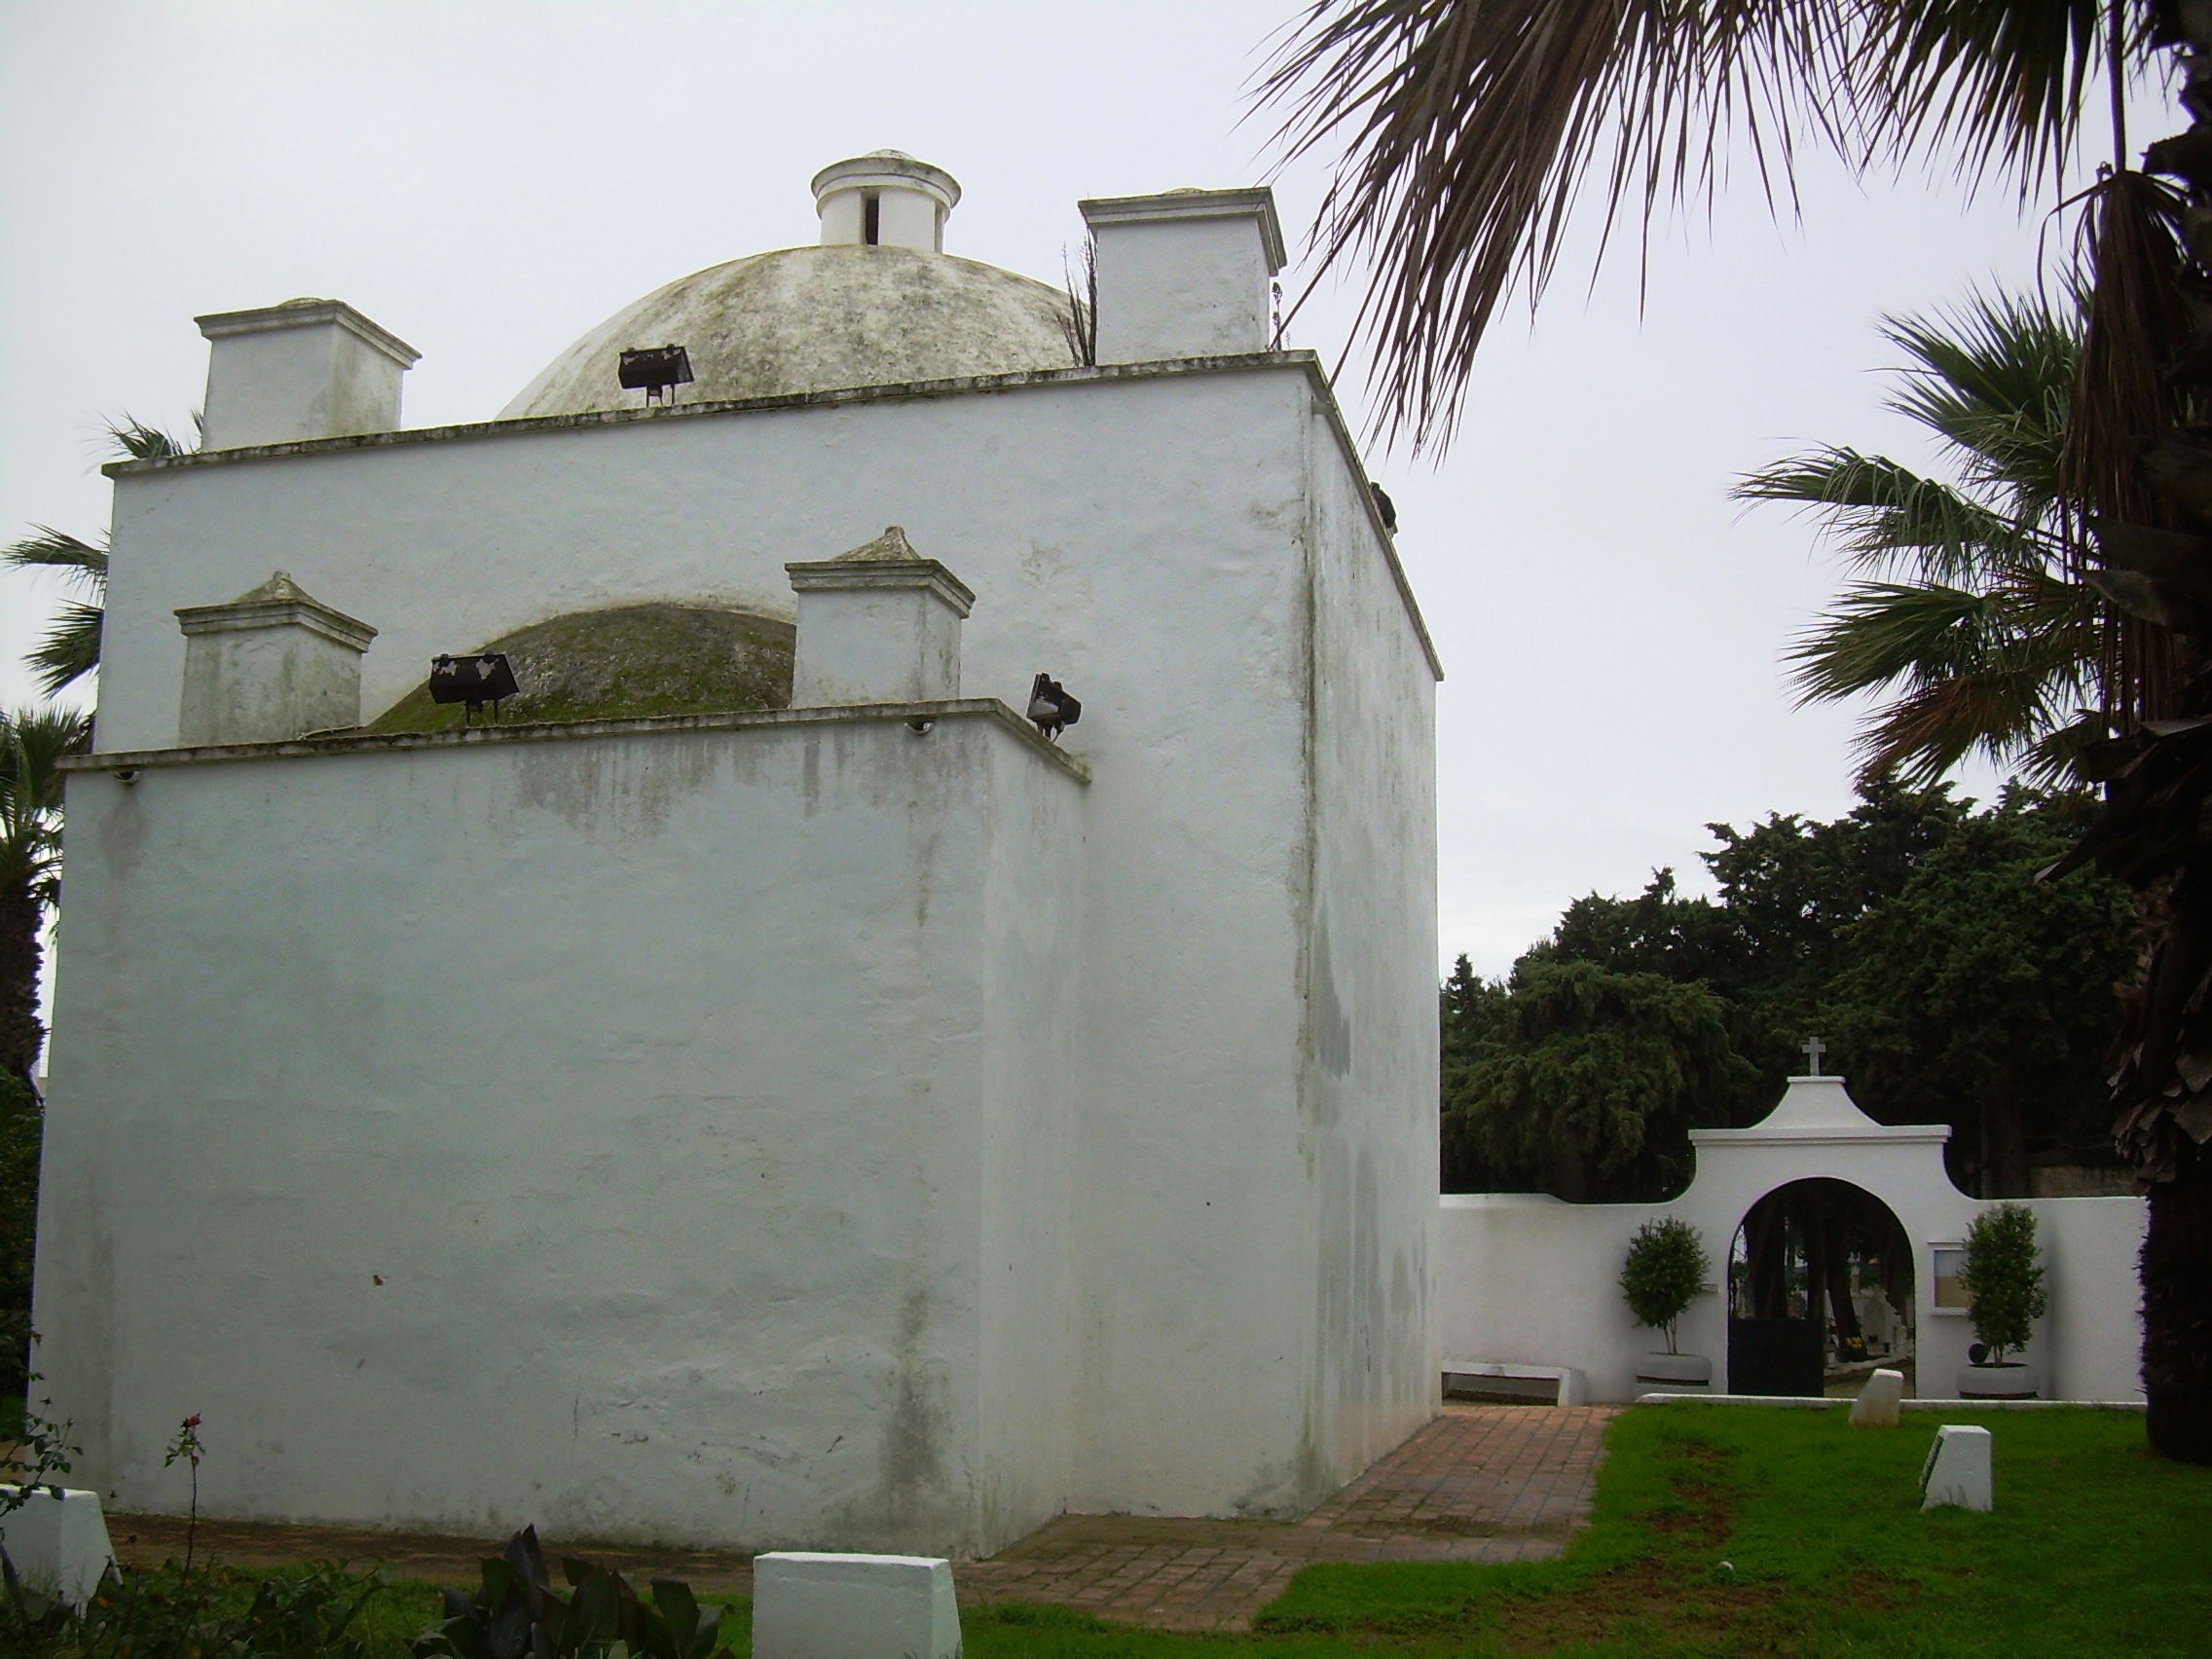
top-left (0, 1), bottom-right (2169, 977)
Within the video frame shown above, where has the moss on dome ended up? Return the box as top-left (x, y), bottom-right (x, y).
top-left (499, 244), bottom-right (1076, 420)
top-left (366, 604), bottom-right (793, 734)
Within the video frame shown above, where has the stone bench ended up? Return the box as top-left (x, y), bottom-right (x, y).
top-left (752, 1551), bottom-right (962, 1659)
top-left (1441, 1360), bottom-right (1586, 1407)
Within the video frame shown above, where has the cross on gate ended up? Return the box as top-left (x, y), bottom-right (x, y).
top-left (1802, 1036), bottom-right (1827, 1076)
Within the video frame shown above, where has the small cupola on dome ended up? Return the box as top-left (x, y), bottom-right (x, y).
top-left (812, 150), bottom-right (961, 252)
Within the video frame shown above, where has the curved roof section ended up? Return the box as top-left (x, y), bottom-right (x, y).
top-left (499, 245), bottom-right (1076, 420)
top-left (365, 604), bottom-right (794, 732)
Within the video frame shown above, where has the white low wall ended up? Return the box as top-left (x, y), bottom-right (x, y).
top-left (2026, 1198), bottom-right (2147, 1402)
top-left (1437, 1083), bottom-right (2150, 1405)
top-left (1437, 1196), bottom-right (1656, 1403)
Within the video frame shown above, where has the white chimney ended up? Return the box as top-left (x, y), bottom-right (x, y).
top-left (195, 299), bottom-right (420, 451)
top-left (174, 571), bottom-right (376, 746)
top-left (812, 151), bottom-right (961, 252)
top-left (1078, 187), bottom-right (1286, 363)
top-left (786, 527), bottom-right (973, 706)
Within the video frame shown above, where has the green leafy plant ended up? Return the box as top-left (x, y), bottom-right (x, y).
top-left (1619, 1217), bottom-right (1709, 1355)
top-left (161, 1413), bottom-right (204, 1579)
top-left (0, 1369), bottom-right (79, 1521)
top-left (0, 1557), bottom-right (388, 1657)
top-left (1962, 1201), bottom-right (2048, 1363)
top-left (413, 1527), bottom-right (732, 1659)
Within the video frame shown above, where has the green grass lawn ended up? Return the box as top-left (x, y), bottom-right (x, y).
top-left (953, 1406), bottom-right (2207, 1659)
top-left (19, 1406), bottom-right (2205, 1658)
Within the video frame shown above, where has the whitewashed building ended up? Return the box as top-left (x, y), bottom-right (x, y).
top-left (31, 152), bottom-right (1442, 1556)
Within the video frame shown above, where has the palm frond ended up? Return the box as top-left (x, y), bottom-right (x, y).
top-left (26, 603), bottom-right (102, 699)
top-left (1258, 0), bottom-right (1851, 451)
top-left (3, 529), bottom-right (107, 694)
top-left (0, 706), bottom-right (88, 889)
top-left (1850, 0), bottom-right (2103, 193)
top-left (1254, 0), bottom-right (2116, 452)
top-left (1733, 448), bottom-right (2053, 581)
top-left (1879, 285), bottom-right (2078, 515)
top-left (1789, 572), bottom-right (2099, 786)
top-left (2016, 711), bottom-right (2109, 788)
top-left (1858, 668), bottom-right (2079, 788)
top-left (103, 417), bottom-right (188, 461)
top-left (1, 527), bottom-right (105, 589)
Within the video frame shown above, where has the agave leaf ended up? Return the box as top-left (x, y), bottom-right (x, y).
top-left (650, 1577), bottom-right (701, 1645)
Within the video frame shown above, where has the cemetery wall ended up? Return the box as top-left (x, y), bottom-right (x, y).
top-left (1437, 1196), bottom-right (1656, 1403)
top-left (2023, 1198), bottom-right (2147, 1401)
top-left (1438, 1182), bottom-right (2148, 1405)
top-left (35, 710), bottom-right (1083, 1554)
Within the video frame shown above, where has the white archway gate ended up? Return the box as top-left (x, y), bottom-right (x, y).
top-left (1437, 1072), bottom-right (2149, 1403)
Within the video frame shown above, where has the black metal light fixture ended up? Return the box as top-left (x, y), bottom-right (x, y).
top-left (1026, 673), bottom-right (1081, 743)
top-left (618, 344), bottom-right (694, 405)
top-left (428, 652), bottom-right (520, 725)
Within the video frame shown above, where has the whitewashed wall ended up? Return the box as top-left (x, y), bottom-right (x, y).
top-left (1438, 1079), bottom-right (2148, 1404)
top-left (50, 354), bottom-right (1442, 1538)
top-left (1294, 387), bottom-right (1440, 1493)
top-left (37, 710), bottom-right (1083, 1555)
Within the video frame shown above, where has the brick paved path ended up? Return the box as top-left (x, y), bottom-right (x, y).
top-left (105, 1403), bottom-right (1616, 1633)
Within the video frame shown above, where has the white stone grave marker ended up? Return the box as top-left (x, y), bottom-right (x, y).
top-left (1849, 1368), bottom-right (1904, 1428)
top-left (752, 1551), bottom-right (962, 1659)
top-left (1919, 1424), bottom-right (1993, 1511)
top-left (0, 1486), bottom-right (117, 1605)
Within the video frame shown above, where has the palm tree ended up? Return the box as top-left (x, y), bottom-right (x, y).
top-left (3, 420), bottom-right (189, 696)
top-left (0, 707), bottom-right (85, 1086)
top-left (1257, 2), bottom-right (2212, 1461)
top-left (1737, 286), bottom-right (2104, 789)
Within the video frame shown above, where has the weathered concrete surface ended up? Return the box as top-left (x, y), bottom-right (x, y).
top-left (499, 246), bottom-right (1073, 420)
top-left (40, 709), bottom-right (1084, 1557)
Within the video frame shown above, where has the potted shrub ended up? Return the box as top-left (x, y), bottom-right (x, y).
top-left (1622, 1217), bottom-right (1714, 1389)
top-left (1956, 1202), bottom-right (2048, 1400)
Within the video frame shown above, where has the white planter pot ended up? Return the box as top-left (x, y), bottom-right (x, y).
top-left (1636, 1351), bottom-right (1714, 1388)
top-left (1957, 1360), bottom-right (2040, 1400)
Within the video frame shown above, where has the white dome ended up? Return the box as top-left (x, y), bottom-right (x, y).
top-left (499, 243), bottom-right (1076, 420)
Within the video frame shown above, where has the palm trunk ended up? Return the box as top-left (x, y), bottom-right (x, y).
top-left (2079, 3), bottom-right (2212, 1463)
top-left (0, 876), bottom-right (44, 1085)
top-left (2143, 1140), bottom-right (2212, 1461)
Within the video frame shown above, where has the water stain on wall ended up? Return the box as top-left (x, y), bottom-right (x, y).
top-left (510, 730), bottom-right (723, 836)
